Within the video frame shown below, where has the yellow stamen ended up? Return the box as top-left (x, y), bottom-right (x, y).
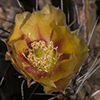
top-left (23, 40), bottom-right (59, 72)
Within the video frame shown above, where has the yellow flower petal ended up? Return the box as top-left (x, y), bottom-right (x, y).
top-left (54, 74), bottom-right (74, 92)
top-left (50, 53), bottom-right (77, 81)
top-left (41, 4), bottom-right (66, 26)
top-left (24, 66), bottom-right (57, 88)
top-left (50, 24), bottom-right (76, 53)
top-left (72, 34), bottom-right (88, 72)
top-left (14, 40), bottom-right (28, 55)
top-left (43, 85), bottom-right (55, 94)
top-left (6, 43), bottom-right (32, 85)
top-left (21, 11), bottom-right (52, 42)
top-left (21, 4), bottom-right (66, 43)
top-left (43, 74), bottom-right (74, 94)
top-left (7, 12), bottom-right (31, 44)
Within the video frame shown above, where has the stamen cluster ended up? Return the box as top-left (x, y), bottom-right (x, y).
top-left (23, 40), bottom-right (57, 72)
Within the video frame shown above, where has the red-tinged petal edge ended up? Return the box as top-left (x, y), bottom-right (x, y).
top-left (25, 66), bottom-right (34, 74)
top-left (53, 40), bottom-right (62, 53)
top-left (58, 53), bottom-right (70, 62)
top-left (25, 66), bottom-right (50, 78)
top-left (18, 52), bottom-right (29, 65)
top-left (36, 25), bottom-right (48, 44)
top-left (51, 62), bottom-right (61, 73)
top-left (54, 74), bottom-right (74, 91)
top-left (50, 30), bottom-right (53, 41)
top-left (25, 37), bottom-right (48, 48)
top-left (25, 37), bottom-right (32, 49)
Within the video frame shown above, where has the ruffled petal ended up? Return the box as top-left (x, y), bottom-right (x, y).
top-left (72, 34), bottom-right (88, 72)
top-left (50, 24), bottom-right (76, 53)
top-left (50, 53), bottom-right (77, 81)
top-left (6, 44), bottom-right (32, 85)
top-left (43, 74), bottom-right (74, 94)
top-left (21, 11), bottom-right (52, 43)
top-left (54, 74), bottom-right (74, 92)
top-left (21, 4), bottom-right (66, 44)
top-left (24, 65), bottom-right (56, 88)
top-left (13, 40), bottom-right (29, 65)
top-left (41, 4), bottom-right (66, 26)
top-left (7, 12), bottom-right (31, 44)
top-left (43, 85), bottom-right (56, 94)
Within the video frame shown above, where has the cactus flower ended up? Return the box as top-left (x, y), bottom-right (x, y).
top-left (6, 4), bottom-right (88, 94)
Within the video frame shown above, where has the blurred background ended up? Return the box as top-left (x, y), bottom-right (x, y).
top-left (0, 0), bottom-right (100, 100)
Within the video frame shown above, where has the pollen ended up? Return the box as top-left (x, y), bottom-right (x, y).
top-left (23, 40), bottom-right (58, 72)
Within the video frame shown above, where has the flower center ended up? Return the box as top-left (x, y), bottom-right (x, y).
top-left (23, 40), bottom-right (58, 72)
top-left (34, 49), bottom-right (44, 58)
